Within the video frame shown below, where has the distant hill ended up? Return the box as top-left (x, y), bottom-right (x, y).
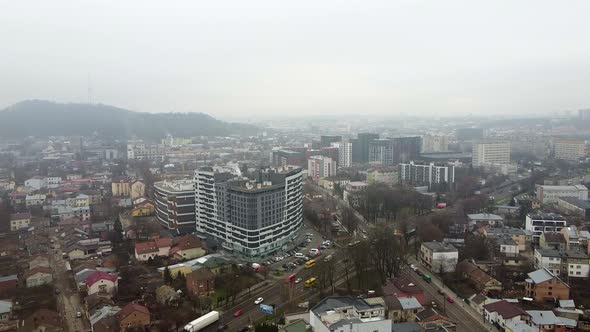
top-left (0, 100), bottom-right (258, 138)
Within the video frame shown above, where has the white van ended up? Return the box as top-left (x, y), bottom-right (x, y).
top-left (294, 252), bottom-right (304, 258)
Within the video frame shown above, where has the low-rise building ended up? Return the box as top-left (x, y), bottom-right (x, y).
top-left (560, 226), bottom-right (590, 251)
top-left (25, 267), bottom-right (53, 288)
top-left (556, 197), bottom-right (590, 219)
top-left (10, 212), bottom-right (31, 231)
top-left (467, 213), bottom-right (504, 227)
top-left (484, 227), bottom-right (529, 251)
top-left (420, 242), bottom-right (458, 273)
top-left (0, 299), bottom-right (12, 321)
top-left (539, 232), bottom-right (567, 250)
top-left (134, 242), bottom-right (158, 261)
top-left (525, 310), bottom-right (570, 331)
top-left (170, 234), bottom-right (206, 261)
top-left (309, 296), bottom-right (391, 332)
top-left (525, 268), bottom-right (570, 303)
top-left (525, 213), bottom-right (567, 244)
top-left (534, 248), bottom-right (590, 278)
top-left (483, 300), bottom-right (529, 330)
top-left (456, 260), bottom-right (502, 294)
top-left (25, 194), bottom-right (46, 207)
top-left (536, 184), bottom-right (588, 205)
top-left (0, 275), bottom-right (18, 294)
top-left (85, 271), bottom-right (118, 296)
top-left (117, 303), bottom-right (150, 331)
top-left (186, 269), bottom-right (215, 298)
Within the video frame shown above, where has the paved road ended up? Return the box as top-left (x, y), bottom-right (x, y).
top-left (49, 235), bottom-right (88, 332)
top-left (405, 263), bottom-right (498, 332)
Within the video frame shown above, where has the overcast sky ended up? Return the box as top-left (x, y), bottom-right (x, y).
top-left (2, 1), bottom-right (590, 120)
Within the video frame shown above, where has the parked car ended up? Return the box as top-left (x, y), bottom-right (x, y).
top-left (76, 311), bottom-right (82, 318)
top-left (233, 310), bottom-right (244, 317)
top-left (254, 297), bottom-right (264, 305)
top-left (294, 252), bottom-right (304, 258)
top-left (295, 278), bottom-right (302, 284)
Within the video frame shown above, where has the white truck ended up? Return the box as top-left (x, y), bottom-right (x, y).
top-left (184, 311), bottom-right (219, 332)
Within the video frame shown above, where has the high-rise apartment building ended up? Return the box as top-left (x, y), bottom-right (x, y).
top-left (352, 133), bottom-right (379, 163)
top-left (392, 136), bottom-right (422, 163)
top-left (194, 166), bottom-right (303, 260)
top-left (154, 180), bottom-right (196, 235)
top-left (554, 138), bottom-right (587, 161)
top-left (400, 161), bottom-right (455, 189)
top-left (331, 142), bottom-right (352, 168)
top-left (368, 139), bottom-right (393, 165)
top-left (271, 149), bottom-right (306, 168)
top-left (421, 135), bottom-right (450, 153)
top-left (472, 142), bottom-right (511, 166)
top-left (307, 156), bottom-right (337, 181)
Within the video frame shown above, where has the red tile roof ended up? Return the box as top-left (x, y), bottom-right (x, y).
top-left (155, 237), bottom-right (172, 248)
top-left (135, 241), bottom-right (158, 254)
top-left (117, 303), bottom-right (150, 321)
top-left (84, 271), bottom-right (118, 286)
top-left (172, 234), bottom-right (202, 251)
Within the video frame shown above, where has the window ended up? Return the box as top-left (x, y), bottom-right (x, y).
top-left (548, 292), bottom-right (552, 295)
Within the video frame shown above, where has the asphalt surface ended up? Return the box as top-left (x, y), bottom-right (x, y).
top-left (406, 262), bottom-right (498, 332)
top-left (49, 233), bottom-right (88, 332)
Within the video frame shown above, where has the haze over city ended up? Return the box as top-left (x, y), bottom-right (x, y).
top-left (2, 0), bottom-right (590, 120)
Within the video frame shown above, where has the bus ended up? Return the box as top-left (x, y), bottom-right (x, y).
top-left (304, 277), bottom-right (317, 288)
top-left (304, 259), bottom-right (316, 269)
top-left (423, 274), bottom-right (432, 283)
top-left (285, 274), bottom-right (296, 283)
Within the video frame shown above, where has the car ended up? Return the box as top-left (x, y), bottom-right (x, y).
top-left (306, 238), bottom-right (312, 243)
top-left (447, 297), bottom-right (455, 304)
top-left (437, 289), bottom-right (445, 295)
top-left (76, 311), bottom-right (82, 318)
top-left (254, 297), bottom-right (264, 305)
top-left (238, 328), bottom-right (250, 332)
top-left (416, 270), bottom-right (423, 276)
top-left (295, 277), bottom-right (302, 284)
top-left (320, 245), bottom-right (327, 250)
top-left (306, 233), bottom-right (313, 237)
top-left (410, 264), bottom-right (417, 270)
top-left (431, 301), bottom-right (438, 308)
top-left (294, 252), bottom-right (304, 258)
top-left (233, 310), bottom-right (244, 317)
top-left (54, 288), bottom-right (60, 295)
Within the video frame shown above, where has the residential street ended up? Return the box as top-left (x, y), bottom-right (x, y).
top-left (50, 235), bottom-right (88, 332)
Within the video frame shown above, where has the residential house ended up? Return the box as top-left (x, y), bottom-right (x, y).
top-left (89, 305), bottom-right (120, 332)
top-left (130, 181), bottom-right (145, 200)
top-left (85, 271), bottom-right (118, 296)
top-left (539, 232), bottom-right (567, 250)
top-left (560, 226), bottom-right (590, 251)
top-left (131, 201), bottom-right (155, 217)
top-left (186, 269), bottom-right (215, 298)
top-left (0, 275), bottom-right (18, 294)
top-left (170, 234), bottom-right (206, 260)
top-left (112, 178), bottom-right (131, 197)
top-left (18, 309), bottom-right (63, 332)
top-left (155, 238), bottom-right (172, 256)
top-left (415, 308), bottom-right (456, 331)
top-left (534, 249), bottom-right (590, 278)
top-left (117, 303), bottom-right (150, 331)
top-left (493, 236), bottom-right (520, 258)
top-left (420, 242), bottom-right (458, 273)
top-left (0, 299), bottom-right (12, 321)
top-left (484, 227), bottom-right (529, 251)
top-left (387, 296), bottom-right (423, 323)
top-left (134, 242), bottom-right (158, 261)
top-left (25, 194), bottom-right (46, 207)
top-left (309, 296), bottom-right (391, 332)
top-left (467, 213), bottom-right (504, 228)
top-left (10, 212), bottom-right (31, 231)
top-left (483, 300), bottom-right (529, 330)
top-left (84, 293), bottom-right (115, 316)
top-left (525, 310), bottom-right (571, 332)
top-left (25, 267), bottom-right (53, 288)
top-left (456, 260), bottom-right (502, 294)
top-left (525, 268), bottom-right (570, 303)
top-left (382, 277), bottom-right (427, 306)
top-left (28, 255), bottom-right (50, 270)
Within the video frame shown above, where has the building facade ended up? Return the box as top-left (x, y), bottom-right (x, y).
top-left (553, 138), bottom-right (587, 161)
top-left (307, 156), bottom-right (336, 181)
top-left (421, 135), bottom-right (450, 153)
top-left (420, 242), bottom-right (458, 273)
top-left (536, 184), bottom-right (588, 205)
top-left (525, 213), bottom-right (567, 244)
top-left (399, 162), bottom-right (455, 189)
top-left (331, 142), bottom-right (352, 168)
top-left (195, 166), bottom-right (303, 260)
top-left (352, 133), bottom-right (379, 163)
top-left (154, 180), bottom-right (196, 235)
top-left (472, 142), bottom-right (511, 166)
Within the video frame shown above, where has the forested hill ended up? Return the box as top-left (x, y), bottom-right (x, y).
top-left (0, 100), bottom-right (258, 138)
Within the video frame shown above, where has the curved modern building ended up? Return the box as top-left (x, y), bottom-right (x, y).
top-left (154, 179), bottom-right (196, 235)
top-left (195, 166), bottom-right (303, 260)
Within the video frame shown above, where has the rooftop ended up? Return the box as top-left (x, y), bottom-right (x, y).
top-left (483, 300), bottom-right (528, 319)
top-left (467, 213), bottom-right (503, 221)
top-left (422, 241), bottom-right (457, 253)
top-left (526, 310), bottom-right (560, 326)
top-left (535, 248), bottom-right (588, 259)
top-left (558, 197), bottom-right (590, 209)
top-left (311, 296), bottom-right (383, 316)
top-left (154, 179), bottom-right (194, 193)
top-left (527, 212), bottom-right (566, 220)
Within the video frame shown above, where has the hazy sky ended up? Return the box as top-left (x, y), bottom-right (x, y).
top-left (2, 1), bottom-right (590, 120)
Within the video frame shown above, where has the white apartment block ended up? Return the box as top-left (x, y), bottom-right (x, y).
top-left (534, 249), bottom-right (590, 278)
top-left (127, 141), bottom-right (166, 160)
top-left (554, 138), bottom-right (587, 161)
top-left (420, 241), bottom-right (458, 273)
top-left (536, 184), bottom-right (588, 205)
top-left (525, 213), bottom-right (567, 244)
top-left (400, 161), bottom-right (455, 188)
top-left (307, 156), bottom-right (337, 181)
top-left (472, 142), bottom-right (511, 166)
top-left (421, 135), bottom-right (450, 153)
top-left (331, 142), bottom-right (352, 168)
